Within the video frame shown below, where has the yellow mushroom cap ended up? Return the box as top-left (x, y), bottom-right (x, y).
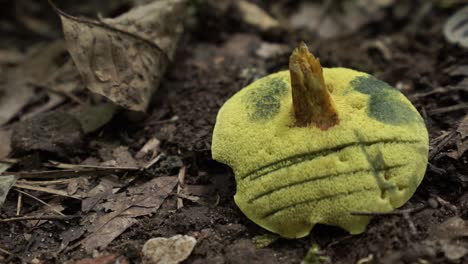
top-left (211, 44), bottom-right (429, 238)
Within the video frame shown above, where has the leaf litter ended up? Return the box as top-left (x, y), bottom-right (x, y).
top-left (0, 1), bottom-right (187, 256)
top-left (78, 176), bottom-right (178, 252)
top-left (53, 0), bottom-right (188, 111)
top-left (0, 0), bottom-right (467, 263)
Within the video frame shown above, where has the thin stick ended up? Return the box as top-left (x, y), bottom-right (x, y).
top-left (0, 247), bottom-right (13, 256)
top-left (145, 153), bottom-right (164, 170)
top-left (14, 184), bottom-right (80, 200)
top-left (14, 188), bottom-right (66, 216)
top-left (16, 179), bottom-right (73, 186)
top-left (428, 103), bottom-right (468, 115)
top-left (16, 192), bottom-right (22, 216)
top-left (7, 169), bottom-right (103, 179)
top-left (177, 166), bottom-right (186, 209)
top-left (48, 161), bottom-right (140, 171)
top-left (351, 204), bottom-right (426, 216)
top-left (0, 215), bottom-right (79, 223)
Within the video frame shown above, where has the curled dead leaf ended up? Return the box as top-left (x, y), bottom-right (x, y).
top-left (0, 175), bottom-right (18, 208)
top-left (52, 0), bottom-right (188, 111)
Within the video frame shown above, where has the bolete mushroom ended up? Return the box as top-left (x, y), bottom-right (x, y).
top-left (211, 42), bottom-right (429, 238)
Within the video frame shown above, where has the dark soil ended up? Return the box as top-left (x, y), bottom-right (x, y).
top-left (1, 0), bottom-right (467, 263)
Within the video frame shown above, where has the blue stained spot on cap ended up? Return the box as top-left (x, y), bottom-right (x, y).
top-left (243, 76), bottom-right (288, 121)
top-left (350, 76), bottom-right (421, 125)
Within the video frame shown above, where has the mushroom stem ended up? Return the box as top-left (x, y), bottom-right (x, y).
top-left (289, 42), bottom-right (339, 129)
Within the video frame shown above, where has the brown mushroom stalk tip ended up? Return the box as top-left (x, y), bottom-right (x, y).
top-left (289, 42), bottom-right (339, 129)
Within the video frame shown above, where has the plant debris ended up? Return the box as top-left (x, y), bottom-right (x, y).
top-left (444, 5), bottom-right (468, 47)
top-left (54, 0), bottom-right (188, 111)
top-left (0, 175), bottom-right (18, 207)
top-left (142, 235), bottom-right (196, 264)
top-left (79, 176), bottom-right (178, 252)
top-left (0, 0), bottom-right (467, 263)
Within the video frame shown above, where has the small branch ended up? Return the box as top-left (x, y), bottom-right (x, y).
top-left (350, 204), bottom-right (426, 216)
top-left (177, 166), bottom-right (186, 209)
top-left (48, 161), bottom-right (140, 171)
top-left (428, 103), bottom-right (468, 115)
top-left (144, 153), bottom-right (164, 170)
top-left (1, 159), bottom-right (142, 181)
top-left (14, 184), bottom-right (80, 200)
top-left (0, 215), bottom-right (80, 223)
top-left (14, 188), bottom-right (66, 216)
top-left (16, 192), bottom-right (22, 216)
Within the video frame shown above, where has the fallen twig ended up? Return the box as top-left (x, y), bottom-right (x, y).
top-left (16, 192), bottom-right (22, 216)
top-left (351, 204), bottom-right (426, 216)
top-left (144, 153), bottom-right (164, 170)
top-left (0, 215), bottom-right (80, 223)
top-left (14, 184), bottom-right (81, 200)
top-left (351, 204), bottom-right (426, 235)
top-left (177, 166), bottom-right (186, 209)
top-left (48, 161), bottom-right (140, 171)
top-left (14, 188), bottom-right (66, 216)
top-left (428, 103), bottom-right (468, 115)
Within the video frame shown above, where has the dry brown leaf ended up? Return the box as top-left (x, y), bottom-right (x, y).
top-left (447, 115), bottom-right (468, 159)
top-left (54, 0), bottom-right (188, 111)
top-left (82, 176), bottom-right (121, 212)
top-left (0, 175), bottom-right (18, 208)
top-left (80, 176), bottom-right (178, 252)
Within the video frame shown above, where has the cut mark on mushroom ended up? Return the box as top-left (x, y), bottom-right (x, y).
top-left (240, 139), bottom-right (422, 181)
top-left (355, 131), bottom-right (398, 199)
top-left (248, 163), bottom-right (406, 203)
top-left (261, 186), bottom-right (386, 219)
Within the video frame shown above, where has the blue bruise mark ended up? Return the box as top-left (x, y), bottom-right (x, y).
top-left (350, 76), bottom-right (421, 125)
top-left (243, 76), bottom-right (288, 121)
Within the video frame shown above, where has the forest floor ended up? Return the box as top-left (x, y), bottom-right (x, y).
top-left (0, 0), bottom-right (467, 263)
